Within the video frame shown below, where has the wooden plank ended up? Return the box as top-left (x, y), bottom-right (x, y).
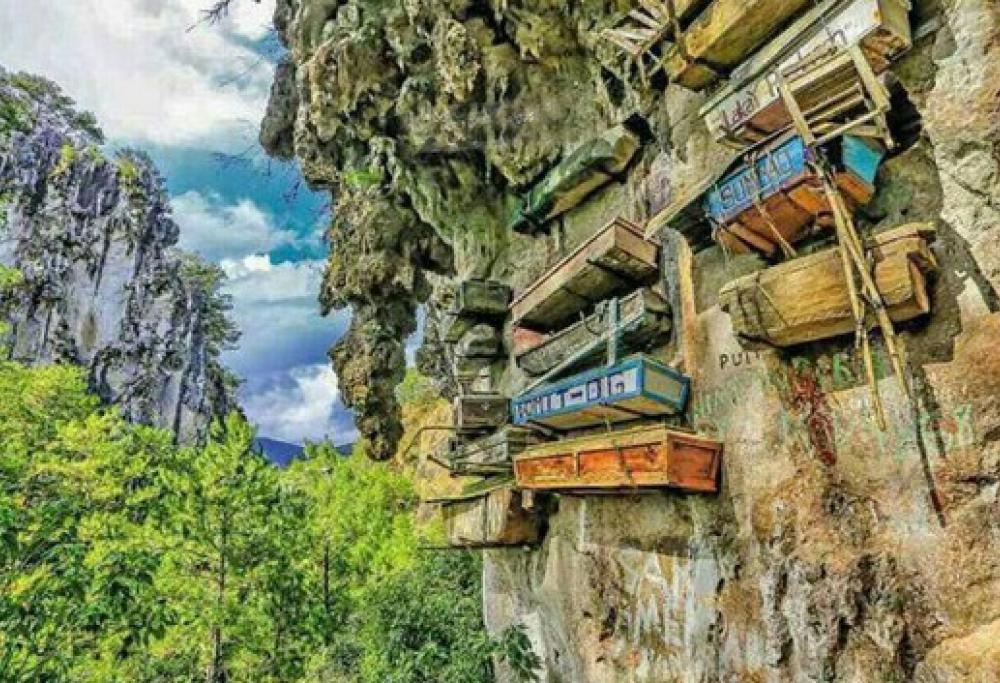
top-left (511, 355), bottom-right (690, 431)
top-left (663, 0), bottom-right (814, 90)
top-left (440, 486), bottom-right (540, 547)
top-left (719, 223), bottom-right (938, 347)
top-left (513, 424), bottom-right (722, 493)
top-left (511, 218), bottom-right (659, 331)
top-left (700, 0), bottom-right (912, 144)
top-left (516, 289), bottom-right (672, 377)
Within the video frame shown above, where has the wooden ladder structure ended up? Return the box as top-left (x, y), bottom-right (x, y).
top-left (602, 1), bottom-right (681, 87)
top-left (776, 44), bottom-right (908, 428)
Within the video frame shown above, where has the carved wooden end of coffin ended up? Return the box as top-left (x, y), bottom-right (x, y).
top-left (511, 355), bottom-right (690, 431)
top-left (514, 288), bottom-right (672, 377)
top-left (510, 218), bottom-right (659, 332)
top-left (719, 222), bottom-right (937, 348)
top-left (705, 134), bottom-right (884, 256)
top-left (454, 394), bottom-right (509, 434)
top-left (431, 479), bottom-right (540, 548)
top-left (513, 425), bottom-right (722, 493)
top-left (441, 280), bottom-right (512, 344)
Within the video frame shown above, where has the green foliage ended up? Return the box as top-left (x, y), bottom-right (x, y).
top-left (0, 361), bottom-right (500, 682)
top-left (395, 366), bottom-right (439, 406)
top-left (0, 96), bottom-right (31, 134)
top-left (496, 625), bottom-right (543, 682)
top-left (52, 143), bottom-right (77, 178)
top-left (116, 156), bottom-right (142, 195)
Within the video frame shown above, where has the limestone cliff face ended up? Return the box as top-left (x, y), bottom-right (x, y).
top-left (266, 0), bottom-right (1000, 680)
top-left (0, 69), bottom-right (238, 444)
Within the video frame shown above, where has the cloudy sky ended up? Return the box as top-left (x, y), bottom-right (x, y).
top-left (0, 0), bottom-right (361, 444)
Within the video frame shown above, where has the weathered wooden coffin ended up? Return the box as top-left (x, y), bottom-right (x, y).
top-left (705, 134), bottom-right (884, 256)
top-left (441, 280), bottom-right (511, 343)
top-left (513, 424), bottom-right (722, 493)
top-left (515, 288), bottom-right (672, 377)
top-left (661, 0), bottom-right (814, 90)
top-left (454, 394), bottom-right (509, 433)
top-left (511, 355), bottom-right (690, 430)
top-left (510, 126), bottom-right (641, 233)
top-left (719, 222), bottom-right (937, 348)
top-left (448, 426), bottom-right (547, 475)
top-left (700, 0), bottom-right (911, 145)
top-left (510, 218), bottom-right (659, 332)
top-left (433, 478), bottom-right (540, 548)
top-left (455, 324), bottom-right (502, 359)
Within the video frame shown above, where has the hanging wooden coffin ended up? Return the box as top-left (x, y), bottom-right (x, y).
top-left (441, 280), bottom-right (511, 343)
top-left (700, 0), bottom-right (911, 146)
top-left (430, 478), bottom-right (540, 548)
top-left (660, 0), bottom-right (814, 90)
top-left (511, 355), bottom-right (690, 431)
top-left (515, 288), bottom-right (672, 377)
top-left (719, 222), bottom-right (937, 348)
top-left (510, 218), bottom-right (659, 332)
top-left (513, 424), bottom-right (722, 493)
top-left (704, 134), bottom-right (884, 256)
top-left (447, 426), bottom-right (548, 476)
top-left (454, 394), bottom-right (509, 433)
top-left (509, 126), bottom-right (640, 234)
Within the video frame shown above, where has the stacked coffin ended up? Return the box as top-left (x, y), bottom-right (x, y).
top-left (427, 476), bottom-right (540, 549)
top-left (506, 216), bottom-right (722, 495)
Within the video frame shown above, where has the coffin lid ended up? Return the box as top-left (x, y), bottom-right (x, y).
top-left (423, 474), bottom-right (515, 505)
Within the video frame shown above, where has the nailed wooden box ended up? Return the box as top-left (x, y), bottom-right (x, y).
top-left (514, 288), bottom-right (672, 377)
top-left (704, 134), bottom-right (883, 256)
top-left (511, 355), bottom-right (690, 431)
top-left (700, 0), bottom-right (912, 145)
top-left (513, 424), bottom-right (722, 493)
top-left (661, 0), bottom-right (814, 90)
top-left (510, 218), bottom-right (659, 332)
top-left (454, 394), bottom-right (509, 433)
top-left (432, 479), bottom-right (540, 548)
top-left (719, 222), bottom-right (937, 347)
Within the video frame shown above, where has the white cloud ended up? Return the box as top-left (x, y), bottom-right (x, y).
top-left (242, 363), bottom-right (358, 444)
top-left (174, 191), bottom-right (300, 261)
top-left (0, 0), bottom-right (277, 147)
top-left (220, 254), bottom-right (348, 378)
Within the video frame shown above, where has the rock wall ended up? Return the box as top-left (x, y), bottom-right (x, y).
top-left (265, 0), bottom-right (1000, 679)
top-left (0, 69), bottom-right (238, 444)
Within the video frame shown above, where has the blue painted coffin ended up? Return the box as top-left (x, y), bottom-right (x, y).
top-left (511, 355), bottom-right (690, 430)
top-left (702, 134), bottom-right (886, 255)
top-left (704, 135), bottom-right (810, 225)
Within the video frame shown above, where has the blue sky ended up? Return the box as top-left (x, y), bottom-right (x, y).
top-left (0, 0), bottom-right (361, 444)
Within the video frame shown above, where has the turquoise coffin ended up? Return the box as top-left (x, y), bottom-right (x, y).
top-left (511, 355), bottom-right (690, 431)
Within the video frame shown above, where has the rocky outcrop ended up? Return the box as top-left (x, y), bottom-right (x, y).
top-left (266, 0), bottom-right (1000, 679)
top-left (0, 69), bottom-right (238, 443)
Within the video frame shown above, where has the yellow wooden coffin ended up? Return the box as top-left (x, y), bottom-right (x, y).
top-left (719, 223), bottom-right (937, 348)
top-left (432, 478), bottom-right (540, 548)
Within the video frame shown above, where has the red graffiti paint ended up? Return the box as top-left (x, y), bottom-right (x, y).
top-left (787, 363), bottom-right (837, 465)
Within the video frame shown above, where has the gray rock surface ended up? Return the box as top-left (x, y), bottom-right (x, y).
top-left (0, 68), bottom-right (238, 443)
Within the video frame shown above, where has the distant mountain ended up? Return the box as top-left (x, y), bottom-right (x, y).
top-left (254, 437), bottom-right (354, 467)
top-left (254, 438), bottom-right (304, 467)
